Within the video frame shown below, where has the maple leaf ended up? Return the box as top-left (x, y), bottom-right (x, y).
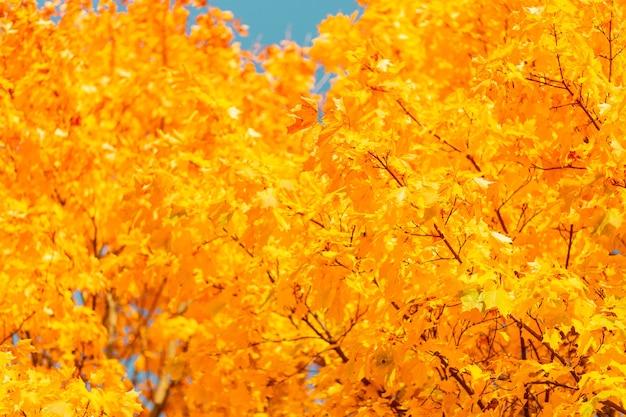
top-left (6, 0), bottom-right (626, 416)
top-left (287, 96), bottom-right (319, 133)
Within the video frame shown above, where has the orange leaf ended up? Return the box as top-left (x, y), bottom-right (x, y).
top-left (287, 96), bottom-right (319, 133)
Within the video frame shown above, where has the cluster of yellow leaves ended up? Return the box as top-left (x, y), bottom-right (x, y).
top-left (4, 0), bottom-right (626, 416)
top-left (1, 0), bottom-right (316, 415)
top-left (0, 339), bottom-right (140, 416)
top-left (302, 0), bottom-right (626, 415)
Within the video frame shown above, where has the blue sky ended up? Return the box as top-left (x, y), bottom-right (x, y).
top-left (208, 0), bottom-right (361, 49)
top-left (37, 0), bottom-right (362, 91)
top-left (36, 1), bottom-right (362, 50)
top-left (205, 1), bottom-right (363, 92)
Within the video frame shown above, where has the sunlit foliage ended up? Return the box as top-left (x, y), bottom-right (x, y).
top-left (2, 0), bottom-right (626, 416)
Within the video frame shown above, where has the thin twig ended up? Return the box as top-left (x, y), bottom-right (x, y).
top-left (0, 311), bottom-right (35, 345)
top-left (396, 99), bottom-right (422, 126)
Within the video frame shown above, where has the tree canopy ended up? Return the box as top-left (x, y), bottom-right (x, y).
top-left (2, 0), bottom-right (626, 415)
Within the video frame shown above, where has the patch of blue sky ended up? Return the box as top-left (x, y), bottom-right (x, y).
top-left (37, 0), bottom-right (362, 92)
top-left (306, 362), bottom-right (324, 404)
top-left (207, 0), bottom-right (361, 49)
top-left (72, 289), bottom-right (85, 306)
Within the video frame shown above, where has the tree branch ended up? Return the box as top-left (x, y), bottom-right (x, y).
top-left (150, 301), bottom-right (189, 417)
top-left (433, 223), bottom-right (463, 264)
top-left (223, 227), bottom-right (276, 284)
top-left (510, 315), bottom-right (580, 383)
top-left (396, 99), bottom-right (422, 126)
top-left (104, 291), bottom-right (117, 358)
top-left (368, 151), bottom-right (405, 187)
top-left (565, 224), bottom-right (574, 270)
top-left (433, 352), bottom-right (485, 411)
top-left (0, 311), bottom-right (35, 345)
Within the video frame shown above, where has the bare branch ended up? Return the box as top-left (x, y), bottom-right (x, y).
top-left (150, 301), bottom-right (189, 417)
top-left (104, 291), bottom-right (117, 358)
top-left (369, 151), bottom-right (406, 187)
top-left (565, 224), bottom-right (575, 270)
top-left (525, 29), bottom-right (602, 131)
top-left (531, 163), bottom-right (586, 171)
top-left (510, 315), bottom-right (580, 383)
top-left (433, 352), bottom-right (485, 411)
top-left (433, 223), bottom-right (463, 264)
top-left (0, 311), bottom-right (35, 345)
top-left (396, 99), bottom-right (422, 126)
top-left (223, 227), bottom-right (276, 284)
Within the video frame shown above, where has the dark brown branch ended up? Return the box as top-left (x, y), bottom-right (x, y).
top-left (596, 11), bottom-right (623, 83)
top-left (604, 400), bottom-right (626, 415)
top-left (223, 227), bottom-right (276, 284)
top-left (525, 380), bottom-right (578, 390)
top-left (525, 76), bottom-right (568, 90)
top-left (495, 176), bottom-right (533, 234)
top-left (608, 14), bottom-right (614, 83)
top-left (90, 215), bottom-right (99, 258)
top-left (607, 12), bottom-right (614, 83)
top-left (434, 352), bottom-right (485, 411)
top-left (575, 97), bottom-right (601, 131)
top-left (525, 29), bottom-right (602, 131)
top-left (0, 311), bottom-right (35, 345)
top-left (369, 151), bottom-right (405, 187)
top-left (337, 304), bottom-right (367, 344)
top-left (333, 346), bottom-right (350, 363)
top-left (556, 54), bottom-right (574, 94)
top-left (300, 300), bottom-right (352, 364)
top-left (550, 102), bottom-right (578, 110)
top-left (531, 163), bottom-right (586, 171)
top-left (510, 315), bottom-right (580, 383)
top-left (224, 227), bottom-right (254, 258)
top-left (368, 84), bottom-right (389, 93)
top-left (442, 140), bottom-right (462, 153)
top-left (520, 326), bottom-right (527, 360)
top-left (565, 224), bottom-right (574, 269)
top-left (528, 339), bottom-right (542, 362)
top-left (555, 44), bottom-right (601, 130)
top-left (433, 223), bottom-right (463, 264)
top-left (518, 208), bottom-right (543, 233)
top-left (311, 310), bottom-right (335, 343)
top-left (310, 218), bottom-right (326, 229)
top-left (302, 315), bottom-right (328, 342)
top-left (609, 178), bottom-right (626, 188)
top-left (466, 155), bottom-right (481, 172)
top-left (444, 196), bottom-right (458, 226)
top-left (396, 99), bottom-right (422, 126)
top-left (449, 367), bottom-right (476, 396)
top-left (495, 210), bottom-right (508, 235)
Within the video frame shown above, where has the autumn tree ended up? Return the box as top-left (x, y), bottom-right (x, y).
top-left (3, 0), bottom-right (626, 416)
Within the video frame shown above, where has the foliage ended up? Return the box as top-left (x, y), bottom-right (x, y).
top-left (2, 0), bottom-right (626, 415)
